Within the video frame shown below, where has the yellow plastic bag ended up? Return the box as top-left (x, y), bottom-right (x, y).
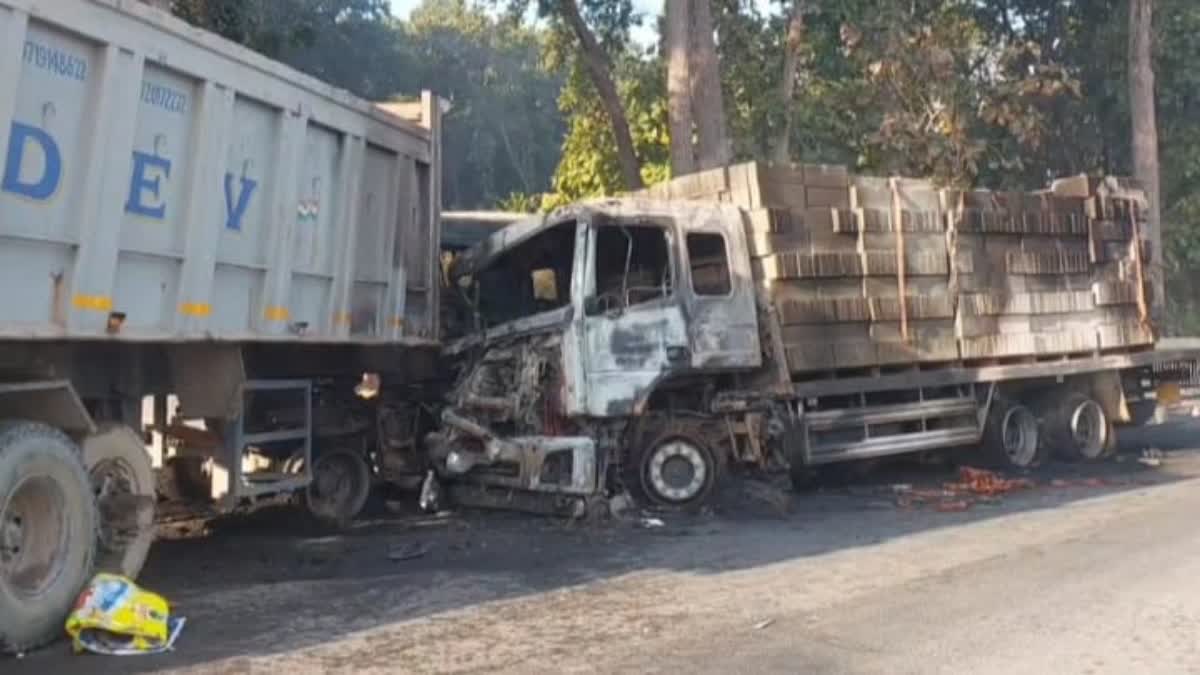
top-left (65, 573), bottom-right (184, 655)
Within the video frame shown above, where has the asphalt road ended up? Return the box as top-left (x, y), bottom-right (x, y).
top-left (9, 420), bottom-right (1200, 674)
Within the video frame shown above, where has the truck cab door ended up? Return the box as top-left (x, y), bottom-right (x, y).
top-left (678, 206), bottom-right (762, 370)
top-left (575, 215), bottom-right (689, 417)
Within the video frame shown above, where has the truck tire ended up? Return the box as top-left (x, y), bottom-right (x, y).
top-left (83, 425), bottom-right (156, 579)
top-left (626, 420), bottom-right (723, 509)
top-left (0, 422), bottom-right (97, 654)
top-left (1041, 393), bottom-right (1113, 462)
top-left (979, 399), bottom-right (1044, 470)
top-left (303, 448), bottom-right (371, 528)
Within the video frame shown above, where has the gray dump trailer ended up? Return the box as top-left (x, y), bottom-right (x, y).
top-left (0, 0), bottom-right (443, 651)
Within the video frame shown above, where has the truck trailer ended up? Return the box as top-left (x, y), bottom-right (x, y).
top-left (427, 162), bottom-right (1197, 516)
top-left (0, 0), bottom-right (443, 652)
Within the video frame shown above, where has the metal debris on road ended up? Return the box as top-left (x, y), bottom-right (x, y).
top-left (638, 517), bottom-right (666, 529)
top-left (753, 619), bottom-right (775, 630)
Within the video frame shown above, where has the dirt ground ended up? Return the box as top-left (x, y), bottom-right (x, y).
top-left (7, 418), bottom-right (1200, 674)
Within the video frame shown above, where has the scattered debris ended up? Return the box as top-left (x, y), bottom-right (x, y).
top-left (66, 573), bottom-right (186, 656)
top-left (741, 479), bottom-right (793, 516)
top-left (753, 618), bottom-right (775, 630)
top-left (950, 467), bottom-right (1035, 496)
top-left (608, 492), bottom-right (636, 520)
top-left (1050, 477), bottom-right (1133, 489)
top-left (418, 470), bottom-right (443, 513)
top-left (387, 541), bottom-right (430, 562)
top-left (934, 500), bottom-right (973, 513)
top-left (1139, 447), bottom-right (1165, 467)
top-left (895, 467), bottom-right (1033, 512)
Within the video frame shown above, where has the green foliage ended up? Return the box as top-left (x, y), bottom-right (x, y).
top-left (543, 54), bottom-right (669, 209)
top-left (406, 0), bottom-right (566, 208)
top-left (171, 0), bottom-right (407, 99)
top-left (497, 192), bottom-right (544, 213)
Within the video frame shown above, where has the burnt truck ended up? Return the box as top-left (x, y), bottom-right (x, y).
top-left (0, 0), bottom-right (444, 652)
top-left (427, 162), bottom-right (1197, 516)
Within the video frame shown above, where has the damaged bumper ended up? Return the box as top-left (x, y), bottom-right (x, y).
top-left (426, 408), bottom-right (599, 497)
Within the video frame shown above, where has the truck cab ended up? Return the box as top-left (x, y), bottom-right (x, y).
top-left (431, 200), bottom-right (763, 513)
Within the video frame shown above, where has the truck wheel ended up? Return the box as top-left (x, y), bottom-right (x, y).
top-left (980, 399), bottom-right (1043, 470)
top-left (628, 426), bottom-right (722, 509)
top-left (83, 426), bottom-right (156, 579)
top-left (303, 449), bottom-right (371, 527)
top-left (0, 422), bottom-right (97, 654)
top-left (1043, 393), bottom-right (1113, 462)
top-left (776, 412), bottom-right (816, 492)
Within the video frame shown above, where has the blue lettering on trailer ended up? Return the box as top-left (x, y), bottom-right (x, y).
top-left (1, 123), bottom-right (62, 200)
top-left (125, 152), bottom-right (172, 218)
top-left (223, 174), bottom-right (258, 231)
top-left (3, 123), bottom-right (259, 230)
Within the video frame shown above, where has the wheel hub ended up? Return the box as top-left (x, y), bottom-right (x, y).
top-left (89, 458), bottom-right (136, 551)
top-left (0, 476), bottom-right (67, 599)
top-left (1001, 406), bottom-right (1038, 467)
top-left (1069, 400), bottom-right (1107, 457)
top-left (648, 440), bottom-right (708, 503)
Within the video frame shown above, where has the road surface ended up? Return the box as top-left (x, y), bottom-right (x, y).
top-left (9, 421), bottom-right (1200, 674)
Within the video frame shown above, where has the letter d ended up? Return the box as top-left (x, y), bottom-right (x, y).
top-left (2, 122), bottom-right (62, 201)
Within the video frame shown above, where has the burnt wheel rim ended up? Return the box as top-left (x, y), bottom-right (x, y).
top-left (308, 453), bottom-right (366, 520)
top-left (90, 457), bottom-right (136, 554)
top-left (1001, 406), bottom-right (1039, 467)
top-left (1069, 400), bottom-right (1107, 459)
top-left (0, 475), bottom-right (68, 599)
top-left (646, 439), bottom-right (709, 504)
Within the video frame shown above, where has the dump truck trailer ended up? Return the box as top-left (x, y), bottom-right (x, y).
top-left (427, 162), bottom-right (1197, 517)
top-left (0, 0), bottom-right (443, 652)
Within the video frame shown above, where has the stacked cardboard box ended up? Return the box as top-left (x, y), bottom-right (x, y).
top-left (631, 162), bottom-right (1153, 373)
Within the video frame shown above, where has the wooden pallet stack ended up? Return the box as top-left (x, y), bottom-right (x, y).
top-left (631, 162), bottom-right (1154, 373)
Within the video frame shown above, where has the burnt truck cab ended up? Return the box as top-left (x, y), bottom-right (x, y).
top-left (427, 199), bottom-right (763, 514)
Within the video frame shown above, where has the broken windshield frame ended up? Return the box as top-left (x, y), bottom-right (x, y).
top-left (463, 217), bottom-right (581, 336)
top-left (584, 215), bottom-right (676, 318)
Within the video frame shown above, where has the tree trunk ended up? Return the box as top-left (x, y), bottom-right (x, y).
top-left (689, 0), bottom-right (730, 170)
top-left (772, 0), bottom-right (807, 164)
top-left (665, 0), bottom-right (696, 176)
top-left (556, 0), bottom-right (644, 190)
top-left (1129, 0), bottom-right (1163, 310)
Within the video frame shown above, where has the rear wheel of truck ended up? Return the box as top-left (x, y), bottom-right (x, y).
top-left (0, 422), bottom-right (97, 654)
top-left (83, 425), bottom-right (156, 579)
top-left (303, 448), bottom-right (371, 528)
top-left (628, 423), bottom-right (722, 509)
top-left (1042, 393), bottom-right (1114, 462)
top-left (779, 414), bottom-right (816, 492)
top-left (979, 399), bottom-right (1043, 470)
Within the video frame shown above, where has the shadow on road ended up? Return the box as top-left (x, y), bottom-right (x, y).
top-left (10, 419), bottom-right (1200, 674)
